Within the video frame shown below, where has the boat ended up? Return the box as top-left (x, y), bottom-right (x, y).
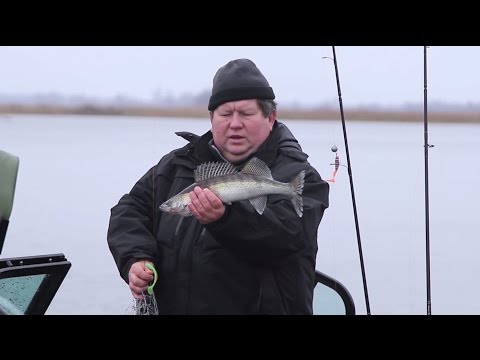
top-left (0, 148), bottom-right (353, 315)
top-left (0, 149), bottom-right (71, 315)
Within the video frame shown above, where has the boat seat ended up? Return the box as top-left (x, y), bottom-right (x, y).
top-left (0, 150), bottom-right (19, 254)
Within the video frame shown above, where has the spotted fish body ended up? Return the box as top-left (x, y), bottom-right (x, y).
top-left (159, 157), bottom-right (305, 217)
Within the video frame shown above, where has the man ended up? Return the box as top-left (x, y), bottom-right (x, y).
top-left (107, 58), bottom-right (329, 314)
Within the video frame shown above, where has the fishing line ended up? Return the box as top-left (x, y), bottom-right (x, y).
top-left (320, 48), bottom-right (342, 154)
top-left (321, 49), bottom-right (344, 184)
top-left (325, 46), bottom-right (371, 315)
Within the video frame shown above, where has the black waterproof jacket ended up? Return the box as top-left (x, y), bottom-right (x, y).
top-left (107, 121), bottom-right (329, 314)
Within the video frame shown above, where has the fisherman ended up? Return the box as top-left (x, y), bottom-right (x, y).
top-left (107, 58), bottom-right (330, 314)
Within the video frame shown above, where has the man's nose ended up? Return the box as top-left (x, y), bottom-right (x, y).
top-left (230, 112), bottom-right (243, 127)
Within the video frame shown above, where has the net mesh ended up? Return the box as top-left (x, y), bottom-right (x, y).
top-left (125, 292), bottom-right (159, 315)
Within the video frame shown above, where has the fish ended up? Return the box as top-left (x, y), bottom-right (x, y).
top-left (159, 157), bottom-right (305, 217)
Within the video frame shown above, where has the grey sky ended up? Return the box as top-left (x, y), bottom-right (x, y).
top-left (0, 46), bottom-right (477, 107)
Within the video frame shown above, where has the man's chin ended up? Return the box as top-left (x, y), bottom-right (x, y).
top-left (225, 145), bottom-right (246, 155)
top-left (223, 150), bottom-right (253, 163)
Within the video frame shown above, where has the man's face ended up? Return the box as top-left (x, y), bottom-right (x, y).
top-left (210, 99), bottom-right (275, 163)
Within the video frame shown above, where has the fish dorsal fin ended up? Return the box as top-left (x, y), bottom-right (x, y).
top-left (194, 161), bottom-right (238, 182)
top-left (241, 157), bottom-right (272, 179)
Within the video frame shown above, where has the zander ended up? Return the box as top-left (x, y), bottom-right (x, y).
top-left (159, 157), bottom-right (305, 217)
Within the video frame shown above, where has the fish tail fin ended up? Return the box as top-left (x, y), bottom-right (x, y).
top-left (290, 170), bottom-right (305, 217)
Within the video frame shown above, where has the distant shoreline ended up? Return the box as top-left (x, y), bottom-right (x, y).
top-left (1, 105), bottom-right (480, 123)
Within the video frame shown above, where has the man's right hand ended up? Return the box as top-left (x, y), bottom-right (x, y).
top-left (128, 260), bottom-right (155, 299)
top-left (188, 186), bottom-right (225, 224)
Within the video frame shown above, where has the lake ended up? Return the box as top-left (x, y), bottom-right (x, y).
top-left (1, 114), bottom-right (479, 315)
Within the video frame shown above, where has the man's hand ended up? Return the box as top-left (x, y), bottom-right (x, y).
top-left (128, 260), bottom-right (154, 299)
top-left (188, 187), bottom-right (225, 224)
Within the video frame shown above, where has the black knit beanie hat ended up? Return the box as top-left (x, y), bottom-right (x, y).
top-left (208, 58), bottom-right (275, 111)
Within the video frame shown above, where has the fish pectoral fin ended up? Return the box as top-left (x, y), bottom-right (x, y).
top-left (249, 196), bottom-right (267, 215)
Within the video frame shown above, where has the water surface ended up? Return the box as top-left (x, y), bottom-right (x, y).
top-left (1, 114), bottom-right (478, 315)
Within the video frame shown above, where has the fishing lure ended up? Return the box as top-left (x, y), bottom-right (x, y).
top-left (326, 146), bottom-right (340, 183)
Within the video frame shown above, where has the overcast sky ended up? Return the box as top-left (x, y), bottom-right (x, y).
top-left (1, 46), bottom-right (478, 107)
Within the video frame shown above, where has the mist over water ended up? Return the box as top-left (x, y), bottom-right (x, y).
top-left (1, 114), bottom-right (479, 315)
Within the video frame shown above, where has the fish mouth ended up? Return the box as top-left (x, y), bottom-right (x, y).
top-left (159, 204), bottom-right (170, 212)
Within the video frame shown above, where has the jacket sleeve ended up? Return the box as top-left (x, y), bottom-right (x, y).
top-left (107, 166), bottom-right (160, 283)
top-left (205, 160), bottom-right (329, 266)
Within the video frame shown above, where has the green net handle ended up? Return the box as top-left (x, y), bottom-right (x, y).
top-left (145, 262), bottom-right (158, 295)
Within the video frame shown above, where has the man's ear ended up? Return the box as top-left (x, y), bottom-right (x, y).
top-left (268, 110), bottom-right (277, 129)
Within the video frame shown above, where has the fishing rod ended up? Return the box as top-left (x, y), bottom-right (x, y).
top-left (424, 46), bottom-right (433, 315)
top-left (326, 46), bottom-right (371, 314)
